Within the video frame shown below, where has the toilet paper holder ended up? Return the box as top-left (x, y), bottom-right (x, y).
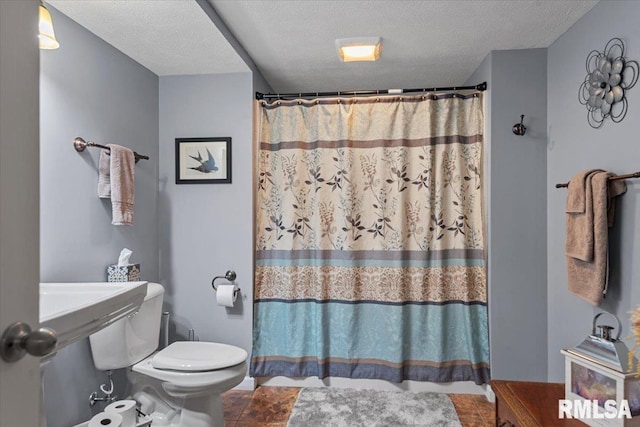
top-left (211, 270), bottom-right (239, 294)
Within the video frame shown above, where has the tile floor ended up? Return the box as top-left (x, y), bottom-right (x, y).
top-left (222, 386), bottom-right (495, 427)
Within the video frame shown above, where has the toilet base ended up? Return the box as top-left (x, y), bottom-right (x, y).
top-left (128, 362), bottom-right (245, 427)
top-left (134, 390), bottom-right (225, 427)
top-left (179, 394), bottom-right (224, 427)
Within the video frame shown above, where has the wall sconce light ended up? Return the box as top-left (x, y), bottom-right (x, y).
top-left (335, 37), bottom-right (382, 62)
top-left (512, 114), bottom-right (526, 136)
top-left (39, 2), bottom-right (60, 50)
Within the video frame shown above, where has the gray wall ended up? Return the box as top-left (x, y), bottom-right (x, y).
top-left (40, 8), bottom-right (159, 427)
top-left (547, 0), bottom-right (640, 381)
top-left (40, 8), bottom-right (159, 283)
top-left (158, 73), bottom-right (254, 354)
top-left (467, 49), bottom-right (549, 381)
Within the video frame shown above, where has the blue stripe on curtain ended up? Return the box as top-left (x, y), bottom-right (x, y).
top-left (251, 301), bottom-right (490, 384)
top-left (256, 249), bottom-right (485, 268)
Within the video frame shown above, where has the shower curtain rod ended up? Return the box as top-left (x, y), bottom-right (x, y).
top-left (255, 82), bottom-right (487, 101)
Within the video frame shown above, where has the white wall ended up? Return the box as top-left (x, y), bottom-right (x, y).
top-left (158, 73), bottom-right (255, 354)
top-left (546, 0), bottom-right (640, 381)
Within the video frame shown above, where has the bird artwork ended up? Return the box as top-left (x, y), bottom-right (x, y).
top-left (188, 148), bottom-right (219, 174)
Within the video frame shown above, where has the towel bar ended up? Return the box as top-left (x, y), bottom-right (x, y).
top-left (73, 137), bottom-right (149, 163)
top-left (555, 171), bottom-right (640, 188)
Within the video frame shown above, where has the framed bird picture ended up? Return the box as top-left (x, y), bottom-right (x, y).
top-left (175, 137), bottom-right (232, 184)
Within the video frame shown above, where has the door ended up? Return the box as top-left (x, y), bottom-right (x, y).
top-left (0, 1), bottom-right (42, 426)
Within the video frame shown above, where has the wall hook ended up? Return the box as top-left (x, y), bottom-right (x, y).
top-left (512, 115), bottom-right (527, 136)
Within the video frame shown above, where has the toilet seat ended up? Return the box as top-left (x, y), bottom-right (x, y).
top-left (132, 341), bottom-right (248, 390)
top-left (132, 357), bottom-right (247, 391)
top-left (152, 341), bottom-right (248, 371)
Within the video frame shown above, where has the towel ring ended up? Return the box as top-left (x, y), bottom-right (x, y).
top-left (211, 270), bottom-right (237, 291)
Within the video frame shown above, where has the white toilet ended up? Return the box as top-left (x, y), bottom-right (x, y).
top-left (89, 282), bottom-right (248, 427)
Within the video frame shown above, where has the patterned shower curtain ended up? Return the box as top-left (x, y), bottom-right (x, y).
top-left (251, 92), bottom-right (489, 384)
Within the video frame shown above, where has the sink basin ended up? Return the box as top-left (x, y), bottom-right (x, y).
top-left (40, 281), bottom-right (147, 352)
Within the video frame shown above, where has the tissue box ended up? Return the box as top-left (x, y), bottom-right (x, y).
top-left (107, 264), bottom-right (140, 282)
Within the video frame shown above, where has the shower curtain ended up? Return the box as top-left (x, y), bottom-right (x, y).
top-left (251, 92), bottom-right (489, 384)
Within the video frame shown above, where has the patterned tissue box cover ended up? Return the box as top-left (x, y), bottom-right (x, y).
top-left (107, 264), bottom-right (140, 282)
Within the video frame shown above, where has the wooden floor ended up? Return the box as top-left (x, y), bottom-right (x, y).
top-left (222, 386), bottom-right (496, 427)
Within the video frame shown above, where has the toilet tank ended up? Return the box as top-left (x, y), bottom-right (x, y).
top-left (89, 282), bottom-right (164, 370)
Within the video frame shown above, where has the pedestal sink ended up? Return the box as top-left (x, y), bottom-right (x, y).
top-left (40, 281), bottom-right (148, 353)
top-left (37, 281), bottom-right (147, 427)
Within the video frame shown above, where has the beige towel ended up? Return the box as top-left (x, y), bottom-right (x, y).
top-left (98, 150), bottom-right (111, 198)
top-left (566, 169), bottom-right (603, 214)
top-left (565, 169), bottom-right (602, 261)
top-left (106, 144), bottom-right (135, 226)
top-left (566, 171), bottom-right (626, 305)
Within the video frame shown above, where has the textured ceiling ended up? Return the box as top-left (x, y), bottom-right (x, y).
top-left (47, 0), bottom-right (598, 92)
top-left (48, 0), bottom-right (248, 76)
top-left (211, 0), bottom-right (598, 92)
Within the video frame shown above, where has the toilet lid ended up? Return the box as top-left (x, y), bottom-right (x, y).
top-left (151, 342), bottom-right (248, 371)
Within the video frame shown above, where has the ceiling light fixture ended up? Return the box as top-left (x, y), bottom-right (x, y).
top-left (39, 2), bottom-right (60, 50)
top-left (335, 37), bottom-right (381, 62)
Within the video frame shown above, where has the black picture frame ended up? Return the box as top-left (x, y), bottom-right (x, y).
top-left (175, 137), bottom-right (232, 184)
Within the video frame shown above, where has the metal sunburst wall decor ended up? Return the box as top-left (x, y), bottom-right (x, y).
top-left (578, 37), bottom-right (639, 129)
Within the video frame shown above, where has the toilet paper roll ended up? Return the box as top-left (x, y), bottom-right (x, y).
top-left (105, 400), bottom-right (137, 427)
top-left (88, 412), bottom-right (122, 427)
top-left (216, 284), bottom-right (238, 307)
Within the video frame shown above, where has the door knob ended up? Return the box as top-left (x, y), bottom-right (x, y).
top-left (0, 321), bottom-right (57, 362)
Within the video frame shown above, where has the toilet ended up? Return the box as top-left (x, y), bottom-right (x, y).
top-left (89, 282), bottom-right (247, 427)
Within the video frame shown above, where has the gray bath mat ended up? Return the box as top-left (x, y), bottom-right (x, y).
top-left (286, 387), bottom-right (462, 427)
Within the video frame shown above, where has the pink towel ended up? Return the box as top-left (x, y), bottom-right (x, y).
top-left (106, 144), bottom-right (135, 226)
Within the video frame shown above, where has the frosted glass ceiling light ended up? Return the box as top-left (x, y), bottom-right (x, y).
top-left (336, 37), bottom-right (381, 62)
top-left (39, 2), bottom-right (60, 50)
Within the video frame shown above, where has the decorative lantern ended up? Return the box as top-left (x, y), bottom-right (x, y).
top-left (562, 313), bottom-right (640, 426)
